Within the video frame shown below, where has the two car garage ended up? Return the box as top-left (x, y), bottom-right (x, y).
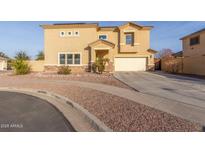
top-left (114, 57), bottom-right (147, 71)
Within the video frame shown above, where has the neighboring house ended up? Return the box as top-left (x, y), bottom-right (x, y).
top-left (0, 56), bottom-right (7, 71)
top-left (41, 22), bottom-right (157, 73)
top-left (180, 28), bottom-right (205, 76)
top-left (172, 51), bottom-right (183, 58)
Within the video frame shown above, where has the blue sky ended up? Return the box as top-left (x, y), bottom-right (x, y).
top-left (0, 21), bottom-right (205, 59)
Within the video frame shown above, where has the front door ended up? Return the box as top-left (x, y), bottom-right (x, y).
top-left (95, 50), bottom-right (108, 60)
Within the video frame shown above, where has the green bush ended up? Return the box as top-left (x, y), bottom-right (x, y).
top-left (57, 66), bottom-right (71, 75)
top-left (97, 62), bottom-right (105, 74)
top-left (91, 63), bottom-right (97, 73)
top-left (92, 58), bottom-right (109, 74)
top-left (12, 60), bottom-right (31, 75)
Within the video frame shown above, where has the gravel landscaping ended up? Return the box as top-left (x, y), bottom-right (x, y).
top-left (1, 72), bottom-right (131, 89)
top-left (0, 76), bottom-right (202, 132)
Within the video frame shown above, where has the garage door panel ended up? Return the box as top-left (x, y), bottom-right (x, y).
top-left (114, 58), bottom-right (146, 71)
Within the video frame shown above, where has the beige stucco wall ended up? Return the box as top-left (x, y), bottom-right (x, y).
top-left (43, 23), bottom-right (154, 71)
top-left (96, 30), bottom-right (118, 63)
top-left (183, 56), bottom-right (205, 75)
top-left (182, 31), bottom-right (205, 75)
top-left (116, 24), bottom-right (154, 66)
top-left (44, 27), bottom-right (98, 66)
top-left (119, 25), bottom-right (150, 53)
top-left (28, 60), bottom-right (44, 72)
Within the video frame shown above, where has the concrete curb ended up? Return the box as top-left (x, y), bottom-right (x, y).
top-left (0, 87), bottom-right (112, 132)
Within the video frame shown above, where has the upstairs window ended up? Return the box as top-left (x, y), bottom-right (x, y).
top-left (73, 30), bottom-right (80, 36)
top-left (126, 33), bottom-right (134, 45)
top-left (67, 31), bottom-right (73, 36)
top-left (190, 36), bottom-right (200, 46)
top-left (99, 34), bottom-right (107, 40)
top-left (60, 31), bottom-right (66, 37)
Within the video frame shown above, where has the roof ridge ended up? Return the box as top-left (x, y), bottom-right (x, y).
top-left (180, 28), bottom-right (205, 40)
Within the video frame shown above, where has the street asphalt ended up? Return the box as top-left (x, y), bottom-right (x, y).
top-left (0, 91), bottom-right (75, 132)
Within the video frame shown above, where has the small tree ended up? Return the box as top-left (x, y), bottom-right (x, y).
top-left (15, 51), bottom-right (30, 60)
top-left (156, 48), bottom-right (173, 59)
top-left (35, 51), bottom-right (44, 60)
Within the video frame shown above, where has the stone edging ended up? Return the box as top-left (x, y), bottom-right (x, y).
top-left (0, 87), bottom-right (112, 132)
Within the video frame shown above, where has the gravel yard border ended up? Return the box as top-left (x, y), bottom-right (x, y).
top-left (3, 72), bottom-right (133, 90)
top-left (0, 75), bottom-right (203, 131)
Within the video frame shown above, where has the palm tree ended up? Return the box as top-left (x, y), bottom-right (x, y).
top-left (35, 51), bottom-right (44, 60)
top-left (15, 51), bottom-right (30, 60)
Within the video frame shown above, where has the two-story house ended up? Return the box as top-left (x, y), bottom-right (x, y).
top-left (180, 28), bottom-right (205, 76)
top-left (41, 22), bottom-right (157, 73)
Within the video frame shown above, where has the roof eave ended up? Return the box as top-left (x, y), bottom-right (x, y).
top-left (180, 28), bottom-right (205, 40)
top-left (147, 48), bottom-right (158, 54)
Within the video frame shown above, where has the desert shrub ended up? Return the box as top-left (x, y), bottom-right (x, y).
top-left (97, 63), bottom-right (105, 74)
top-left (91, 63), bottom-right (97, 73)
top-left (12, 60), bottom-right (31, 75)
top-left (57, 66), bottom-right (71, 75)
top-left (92, 58), bottom-right (109, 74)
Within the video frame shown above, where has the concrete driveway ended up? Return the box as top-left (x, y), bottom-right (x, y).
top-left (115, 71), bottom-right (205, 111)
top-left (0, 91), bottom-right (75, 132)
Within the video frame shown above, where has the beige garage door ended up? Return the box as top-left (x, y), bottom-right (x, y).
top-left (114, 57), bottom-right (147, 71)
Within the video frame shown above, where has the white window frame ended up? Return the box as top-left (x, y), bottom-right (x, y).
top-left (67, 31), bottom-right (73, 37)
top-left (58, 52), bottom-right (82, 66)
top-left (73, 30), bottom-right (80, 37)
top-left (98, 34), bottom-right (108, 40)
top-left (58, 53), bottom-right (66, 65)
top-left (59, 31), bottom-right (66, 37)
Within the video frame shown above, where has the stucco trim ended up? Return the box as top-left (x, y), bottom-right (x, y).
top-left (147, 48), bottom-right (158, 54)
top-left (41, 23), bottom-right (98, 29)
top-left (134, 43), bottom-right (140, 46)
top-left (123, 29), bottom-right (135, 33)
top-left (94, 47), bottom-right (111, 50)
top-left (88, 39), bottom-right (115, 48)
